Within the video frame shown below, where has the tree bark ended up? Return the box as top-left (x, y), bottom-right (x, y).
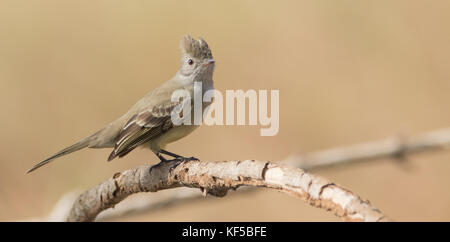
top-left (67, 159), bottom-right (389, 222)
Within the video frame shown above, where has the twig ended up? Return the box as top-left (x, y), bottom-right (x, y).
top-left (67, 159), bottom-right (389, 222)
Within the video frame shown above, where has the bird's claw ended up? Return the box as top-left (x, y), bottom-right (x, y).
top-left (186, 156), bottom-right (199, 161)
top-left (168, 158), bottom-right (184, 173)
top-left (168, 156), bottom-right (199, 172)
top-left (149, 162), bottom-right (163, 173)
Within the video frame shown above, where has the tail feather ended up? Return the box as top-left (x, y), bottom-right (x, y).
top-left (27, 137), bottom-right (91, 173)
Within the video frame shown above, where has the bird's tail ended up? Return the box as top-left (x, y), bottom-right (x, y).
top-left (27, 135), bottom-right (94, 173)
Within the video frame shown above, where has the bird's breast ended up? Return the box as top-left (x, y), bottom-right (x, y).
top-left (149, 124), bottom-right (199, 151)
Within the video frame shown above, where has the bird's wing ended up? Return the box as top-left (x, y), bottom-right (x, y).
top-left (107, 100), bottom-right (185, 161)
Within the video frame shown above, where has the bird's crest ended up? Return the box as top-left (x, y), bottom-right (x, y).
top-left (180, 35), bottom-right (213, 59)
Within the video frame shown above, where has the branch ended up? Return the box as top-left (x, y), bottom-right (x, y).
top-left (284, 128), bottom-right (450, 169)
top-left (67, 159), bottom-right (389, 222)
top-left (95, 127), bottom-right (450, 220)
top-left (96, 187), bottom-right (257, 221)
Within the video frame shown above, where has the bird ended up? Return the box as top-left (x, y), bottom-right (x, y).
top-left (27, 35), bottom-right (216, 173)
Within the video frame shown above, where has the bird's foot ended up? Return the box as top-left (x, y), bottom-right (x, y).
top-left (168, 156), bottom-right (199, 172)
top-left (184, 156), bottom-right (199, 161)
top-left (150, 159), bottom-right (181, 173)
top-left (149, 161), bottom-right (164, 173)
top-left (153, 151), bottom-right (200, 173)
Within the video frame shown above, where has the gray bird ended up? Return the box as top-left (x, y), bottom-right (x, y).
top-left (28, 35), bottom-right (215, 173)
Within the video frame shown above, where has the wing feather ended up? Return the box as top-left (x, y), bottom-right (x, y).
top-left (107, 101), bottom-right (184, 161)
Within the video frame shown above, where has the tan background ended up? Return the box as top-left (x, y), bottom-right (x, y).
top-left (1, 0), bottom-right (450, 221)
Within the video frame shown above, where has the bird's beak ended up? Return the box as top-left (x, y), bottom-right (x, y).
top-left (203, 59), bottom-right (215, 66)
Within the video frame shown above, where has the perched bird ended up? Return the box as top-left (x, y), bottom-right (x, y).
top-left (27, 35), bottom-right (216, 173)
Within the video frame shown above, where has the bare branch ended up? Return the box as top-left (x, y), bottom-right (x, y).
top-left (96, 187), bottom-right (224, 221)
top-left (94, 128), bottom-right (450, 220)
top-left (285, 128), bottom-right (450, 169)
top-left (96, 187), bottom-right (256, 221)
top-left (67, 159), bottom-right (389, 222)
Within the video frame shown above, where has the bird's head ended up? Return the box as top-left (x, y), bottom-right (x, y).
top-left (178, 35), bottom-right (215, 78)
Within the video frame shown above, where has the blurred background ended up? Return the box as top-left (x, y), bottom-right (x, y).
top-left (1, 0), bottom-right (450, 221)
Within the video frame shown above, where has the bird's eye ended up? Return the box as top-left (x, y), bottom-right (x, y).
top-left (188, 59), bottom-right (194, 65)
